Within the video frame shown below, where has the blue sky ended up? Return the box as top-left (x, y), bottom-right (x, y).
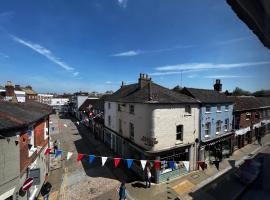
top-left (0, 0), bottom-right (269, 93)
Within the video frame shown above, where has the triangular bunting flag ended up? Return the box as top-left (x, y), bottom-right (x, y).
top-left (140, 160), bottom-right (147, 170)
top-left (126, 159), bottom-right (133, 169)
top-left (154, 160), bottom-right (161, 170)
top-left (77, 153), bottom-right (84, 161)
top-left (89, 155), bottom-right (95, 164)
top-left (183, 161), bottom-right (190, 171)
top-left (67, 152), bottom-right (73, 160)
top-left (114, 158), bottom-right (121, 168)
top-left (28, 144), bottom-right (33, 150)
top-left (44, 148), bottom-right (51, 155)
top-left (101, 157), bottom-right (107, 166)
top-left (15, 140), bottom-right (19, 146)
top-left (55, 150), bottom-right (62, 158)
top-left (168, 161), bottom-right (175, 170)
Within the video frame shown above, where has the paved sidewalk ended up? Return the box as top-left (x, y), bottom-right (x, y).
top-left (124, 134), bottom-right (270, 200)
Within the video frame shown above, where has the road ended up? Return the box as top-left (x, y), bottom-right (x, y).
top-left (190, 145), bottom-right (270, 200)
top-left (47, 114), bottom-right (139, 200)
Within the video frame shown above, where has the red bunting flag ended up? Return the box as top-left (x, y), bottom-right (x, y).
top-left (44, 148), bottom-right (51, 155)
top-left (154, 160), bottom-right (161, 170)
top-left (114, 158), bottom-right (121, 167)
top-left (77, 153), bottom-right (84, 161)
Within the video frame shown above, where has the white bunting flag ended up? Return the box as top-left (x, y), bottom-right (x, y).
top-left (183, 161), bottom-right (190, 171)
top-left (76, 121), bottom-right (79, 125)
top-left (101, 157), bottom-right (108, 166)
top-left (64, 124), bottom-right (67, 127)
top-left (67, 152), bottom-right (73, 161)
top-left (140, 160), bottom-right (147, 170)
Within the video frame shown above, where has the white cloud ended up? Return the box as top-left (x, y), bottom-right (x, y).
top-left (117, 0), bottom-right (128, 8)
top-left (214, 36), bottom-right (252, 46)
top-left (112, 50), bottom-right (139, 57)
top-left (155, 61), bottom-right (270, 71)
top-left (0, 52), bottom-right (9, 58)
top-left (73, 72), bottom-right (79, 77)
top-left (204, 75), bottom-right (253, 79)
top-left (105, 81), bottom-right (112, 84)
top-left (11, 35), bottom-right (74, 71)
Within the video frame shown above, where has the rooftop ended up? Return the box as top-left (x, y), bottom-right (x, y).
top-left (229, 96), bottom-right (270, 111)
top-left (79, 98), bottom-right (99, 111)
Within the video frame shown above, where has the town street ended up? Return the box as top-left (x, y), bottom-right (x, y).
top-left (47, 114), bottom-right (139, 200)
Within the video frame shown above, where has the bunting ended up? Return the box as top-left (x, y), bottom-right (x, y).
top-left (183, 161), bottom-right (190, 171)
top-left (28, 144), bottom-right (33, 150)
top-left (154, 160), bottom-right (161, 170)
top-left (141, 160), bottom-right (147, 170)
top-left (44, 148), bottom-right (51, 155)
top-left (168, 161), bottom-right (175, 170)
top-left (114, 158), bottom-right (121, 168)
top-left (55, 150), bottom-right (62, 158)
top-left (101, 157), bottom-right (107, 166)
top-left (126, 159), bottom-right (133, 169)
top-left (67, 152), bottom-right (73, 160)
top-left (77, 153), bottom-right (84, 161)
top-left (89, 155), bottom-right (95, 164)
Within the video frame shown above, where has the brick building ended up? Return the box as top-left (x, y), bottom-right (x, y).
top-left (0, 101), bottom-right (52, 200)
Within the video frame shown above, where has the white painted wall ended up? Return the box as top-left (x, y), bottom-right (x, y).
top-left (50, 98), bottom-right (69, 106)
top-left (15, 90), bottom-right (26, 103)
top-left (105, 101), bottom-right (200, 152)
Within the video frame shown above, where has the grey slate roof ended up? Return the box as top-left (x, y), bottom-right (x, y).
top-left (229, 96), bottom-right (270, 111)
top-left (0, 101), bottom-right (52, 132)
top-left (79, 98), bottom-right (99, 111)
top-left (106, 83), bottom-right (198, 104)
top-left (181, 87), bottom-right (233, 104)
top-left (92, 94), bottom-right (111, 111)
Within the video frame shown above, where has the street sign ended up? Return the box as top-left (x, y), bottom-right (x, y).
top-left (22, 177), bottom-right (34, 191)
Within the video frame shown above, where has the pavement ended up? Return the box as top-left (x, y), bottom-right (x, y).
top-left (42, 114), bottom-right (270, 200)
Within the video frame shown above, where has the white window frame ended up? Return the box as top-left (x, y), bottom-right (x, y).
top-left (176, 125), bottom-right (183, 141)
top-left (225, 105), bottom-right (229, 111)
top-left (205, 122), bottom-right (211, 138)
top-left (224, 118), bottom-right (229, 132)
top-left (216, 105), bottom-right (222, 112)
top-left (216, 120), bottom-right (221, 134)
top-left (28, 126), bottom-right (37, 157)
top-left (205, 106), bottom-right (211, 113)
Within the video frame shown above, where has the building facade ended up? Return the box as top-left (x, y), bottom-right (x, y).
top-left (104, 74), bottom-right (200, 183)
top-left (0, 101), bottom-right (52, 200)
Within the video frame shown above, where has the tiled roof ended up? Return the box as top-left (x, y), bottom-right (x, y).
top-left (229, 96), bottom-right (270, 111)
top-left (181, 87), bottom-right (233, 104)
top-left (92, 94), bottom-right (111, 111)
top-left (21, 87), bottom-right (37, 95)
top-left (79, 98), bottom-right (99, 111)
top-left (106, 83), bottom-right (198, 104)
top-left (0, 101), bottom-right (52, 132)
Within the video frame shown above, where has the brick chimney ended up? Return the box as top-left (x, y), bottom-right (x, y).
top-left (121, 81), bottom-right (125, 88)
top-left (5, 81), bottom-right (15, 97)
top-left (138, 73), bottom-right (152, 89)
top-left (214, 79), bottom-right (222, 92)
top-left (15, 84), bottom-right (21, 91)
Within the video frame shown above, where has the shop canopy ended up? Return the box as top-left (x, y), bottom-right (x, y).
top-left (235, 127), bottom-right (250, 136)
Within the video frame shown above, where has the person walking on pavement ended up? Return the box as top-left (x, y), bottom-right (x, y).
top-left (258, 131), bottom-right (262, 146)
top-left (119, 182), bottom-right (126, 200)
top-left (41, 173), bottom-right (52, 200)
top-left (145, 165), bottom-right (151, 188)
top-left (53, 140), bottom-right (58, 154)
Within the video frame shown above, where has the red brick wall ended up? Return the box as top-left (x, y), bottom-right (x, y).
top-left (239, 110), bottom-right (260, 128)
top-left (34, 121), bottom-right (45, 146)
top-left (20, 130), bottom-right (29, 173)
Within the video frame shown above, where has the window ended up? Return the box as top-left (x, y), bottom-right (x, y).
top-left (246, 112), bottom-right (251, 120)
top-left (224, 119), bottom-right (229, 132)
top-left (216, 120), bottom-right (221, 134)
top-left (225, 105), bottom-right (229, 111)
top-left (129, 123), bottom-right (134, 140)
top-left (129, 105), bottom-right (134, 114)
top-left (28, 126), bottom-right (36, 157)
top-left (108, 102), bottom-right (111, 109)
top-left (118, 104), bottom-right (121, 112)
top-left (255, 112), bottom-right (260, 119)
top-left (185, 105), bottom-right (191, 115)
top-left (206, 106), bottom-right (211, 113)
top-left (176, 125), bottom-right (183, 141)
top-left (217, 105), bottom-right (221, 112)
top-left (205, 122), bottom-right (211, 137)
top-left (119, 119), bottom-right (122, 133)
top-left (108, 115), bottom-right (111, 126)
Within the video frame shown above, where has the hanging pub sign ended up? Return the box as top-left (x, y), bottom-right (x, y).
top-left (141, 136), bottom-right (158, 146)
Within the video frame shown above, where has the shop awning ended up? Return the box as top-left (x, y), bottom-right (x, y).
top-left (201, 133), bottom-right (233, 146)
top-left (261, 119), bottom-right (270, 126)
top-left (235, 127), bottom-right (250, 136)
top-left (253, 122), bottom-right (261, 128)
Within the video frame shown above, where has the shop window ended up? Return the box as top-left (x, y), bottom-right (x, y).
top-left (216, 120), bottom-right (221, 134)
top-left (205, 122), bottom-right (211, 137)
top-left (206, 106), bottom-right (211, 113)
top-left (108, 115), bottom-right (111, 126)
top-left (246, 112), bottom-right (251, 120)
top-left (224, 119), bottom-right (229, 132)
top-left (129, 105), bottom-right (134, 114)
top-left (225, 105), bottom-right (229, 111)
top-left (118, 104), bottom-right (121, 112)
top-left (129, 123), bottom-right (134, 140)
top-left (176, 125), bottom-right (183, 141)
top-left (217, 105), bottom-right (221, 112)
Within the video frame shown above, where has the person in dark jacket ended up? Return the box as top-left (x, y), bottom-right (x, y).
top-left (41, 174), bottom-right (52, 200)
top-left (119, 182), bottom-right (126, 200)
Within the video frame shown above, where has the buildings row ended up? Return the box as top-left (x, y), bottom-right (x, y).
top-left (74, 74), bottom-right (270, 183)
top-left (0, 101), bottom-right (52, 200)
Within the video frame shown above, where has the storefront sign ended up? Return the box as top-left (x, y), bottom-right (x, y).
top-left (141, 136), bottom-right (158, 146)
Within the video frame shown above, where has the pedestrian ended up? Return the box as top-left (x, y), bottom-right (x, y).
top-left (119, 182), bottom-right (126, 200)
top-left (258, 132), bottom-right (262, 146)
top-left (53, 140), bottom-right (58, 154)
top-left (145, 165), bottom-right (151, 188)
top-left (214, 157), bottom-right (220, 170)
top-left (41, 173), bottom-right (52, 200)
